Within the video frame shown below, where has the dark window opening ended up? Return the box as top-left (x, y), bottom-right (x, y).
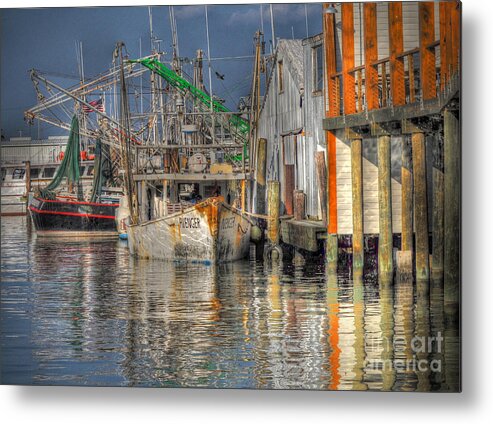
top-left (313, 44), bottom-right (324, 93)
top-left (43, 168), bottom-right (56, 178)
top-left (12, 168), bottom-right (25, 180)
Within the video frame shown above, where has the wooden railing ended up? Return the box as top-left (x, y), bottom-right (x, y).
top-left (328, 40), bottom-right (445, 116)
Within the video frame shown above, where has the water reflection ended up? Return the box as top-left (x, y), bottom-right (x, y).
top-left (0, 217), bottom-right (460, 390)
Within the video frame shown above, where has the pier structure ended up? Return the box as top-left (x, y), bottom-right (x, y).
top-left (255, 2), bottom-right (460, 298)
top-left (322, 0), bottom-right (460, 292)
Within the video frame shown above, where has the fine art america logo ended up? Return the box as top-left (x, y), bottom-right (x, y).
top-left (368, 333), bottom-right (444, 373)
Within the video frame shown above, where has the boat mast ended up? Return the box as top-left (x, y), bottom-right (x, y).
top-left (117, 42), bottom-right (138, 224)
top-left (205, 5), bottom-right (215, 144)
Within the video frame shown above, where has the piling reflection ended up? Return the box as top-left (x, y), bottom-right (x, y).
top-left (0, 217), bottom-right (460, 390)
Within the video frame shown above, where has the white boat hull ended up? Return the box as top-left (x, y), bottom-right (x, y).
top-left (127, 198), bottom-right (251, 263)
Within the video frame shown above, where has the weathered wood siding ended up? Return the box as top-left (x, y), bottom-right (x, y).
top-left (303, 34), bottom-right (325, 218)
top-left (255, 40), bottom-right (304, 215)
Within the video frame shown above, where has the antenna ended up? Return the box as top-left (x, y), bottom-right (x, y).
top-left (205, 5), bottom-right (213, 111)
top-left (169, 5), bottom-right (180, 60)
top-left (305, 4), bottom-right (309, 38)
top-left (259, 4), bottom-right (264, 34)
top-left (270, 4), bottom-right (276, 52)
top-left (148, 6), bottom-right (154, 52)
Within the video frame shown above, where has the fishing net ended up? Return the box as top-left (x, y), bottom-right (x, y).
top-left (40, 115), bottom-right (81, 199)
top-left (90, 139), bottom-right (113, 203)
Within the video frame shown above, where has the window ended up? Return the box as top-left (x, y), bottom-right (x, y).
top-left (278, 60), bottom-right (284, 92)
top-left (43, 168), bottom-right (56, 178)
top-left (12, 168), bottom-right (25, 180)
top-left (30, 168), bottom-right (40, 179)
top-left (1, 168), bottom-right (7, 181)
top-left (87, 166), bottom-right (94, 176)
top-left (313, 44), bottom-right (324, 93)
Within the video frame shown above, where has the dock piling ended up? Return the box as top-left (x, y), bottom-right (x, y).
top-left (350, 137), bottom-right (364, 273)
top-left (264, 180), bottom-right (282, 262)
top-left (411, 131), bottom-right (430, 280)
top-left (432, 132), bottom-right (444, 280)
top-left (293, 189), bottom-right (306, 221)
top-left (256, 138), bottom-right (267, 214)
top-left (443, 108), bottom-right (460, 318)
top-left (315, 151), bottom-right (328, 226)
top-left (377, 135), bottom-right (393, 278)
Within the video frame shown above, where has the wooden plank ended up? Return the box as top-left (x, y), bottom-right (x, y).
top-left (382, 62), bottom-right (388, 107)
top-left (324, 3), bottom-right (339, 117)
top-left (342, 2), bottom-right (356, 115)
top-left (419, 2), bottom-right (436, 100)
top-left (451, 1), bottom-right (461, 75)
top-left (364, 2), bottom-right (379, 110)
top-left (408, 54), bottom-right (416, 103)
top-left (280, 219), bottom-right (321, 252)
top-left (323, 4), bottom-right (339, 237)
top-left (439, 2), bottom-right (450, 89)
top-left (388, 2), bottom-right (406, 106)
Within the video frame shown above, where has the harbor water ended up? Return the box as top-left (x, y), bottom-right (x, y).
top-left (0, 216), bottom-right (459, 390)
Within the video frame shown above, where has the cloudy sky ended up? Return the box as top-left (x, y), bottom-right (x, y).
top-left (0, 1), bottom-right (323, 139)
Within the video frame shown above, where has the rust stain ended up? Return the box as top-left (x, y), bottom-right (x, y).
top-left (195, 196), bottom-right (222, 238)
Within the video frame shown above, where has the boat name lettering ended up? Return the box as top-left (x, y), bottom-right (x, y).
top-left (179, 217), bottom-right (201, 229)
top-left (221, 217), bottom-right (236, 230)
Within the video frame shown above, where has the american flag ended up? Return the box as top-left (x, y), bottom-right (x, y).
top-left (82, 98), bottom-right (105, 114)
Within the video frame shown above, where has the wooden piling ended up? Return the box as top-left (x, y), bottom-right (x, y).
top-left (293, 190), bottom-right (306, 221)
top-left (326, 234), bottom-right (338, 273)
top-left (378, 135), bottom-right (393, 278)
top-left (444, 108), bottom-right (460, 316)
top-left (315, 151), bottom-right (328, 226)
top-left (351, 137), bottom-right (364, 272)
top-left (432, 133), bottom-right (444, 279)
top-left (401, 135), bottom-right (413, 253)
top-left (256, 138), bottom-right (267, 214)
top-left (267, 180), bottom-right (280, 245)
top-left (412, 131), bottom-right (429, 280)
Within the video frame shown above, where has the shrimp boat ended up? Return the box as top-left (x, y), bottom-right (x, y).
top-left (123, 51), bottom-right (254, 263)
top-left (27, 115), bottom-right (122, 236)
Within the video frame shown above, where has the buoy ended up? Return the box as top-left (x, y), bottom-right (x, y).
top-left (250, 225), bottom-right (262, 242)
